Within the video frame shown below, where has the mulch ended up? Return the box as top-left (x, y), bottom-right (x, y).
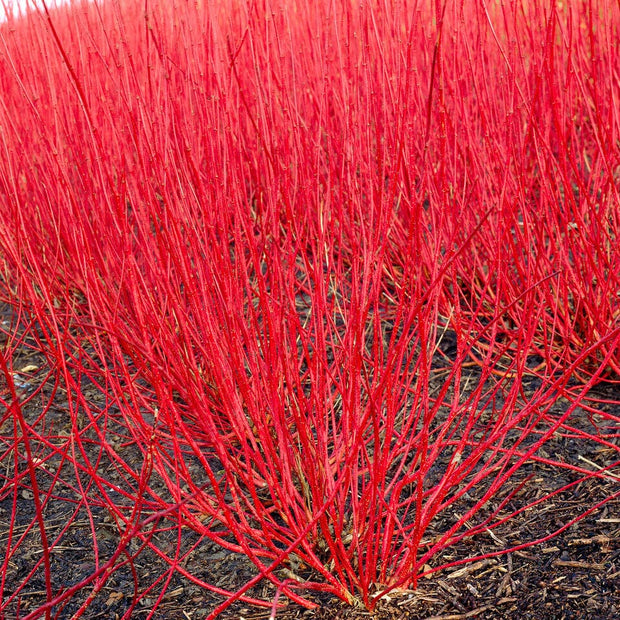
top-left (1, 303), bottom-right (618, 619)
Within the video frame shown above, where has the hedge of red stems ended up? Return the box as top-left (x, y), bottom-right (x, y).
top-left (0, 0), bottom-right (618, 616)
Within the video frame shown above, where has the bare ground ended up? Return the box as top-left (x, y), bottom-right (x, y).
top-left (1, 305), bottom-right (618, 619)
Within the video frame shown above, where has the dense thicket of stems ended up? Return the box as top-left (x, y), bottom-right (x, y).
top-left (1, 0), bottom-right (618, 616)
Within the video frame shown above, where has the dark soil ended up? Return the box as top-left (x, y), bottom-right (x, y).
top-left (1, 305), bottom-right (619, 619)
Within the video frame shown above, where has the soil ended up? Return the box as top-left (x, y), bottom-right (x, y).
top-left (1, 304), bottom-right (619, 620)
